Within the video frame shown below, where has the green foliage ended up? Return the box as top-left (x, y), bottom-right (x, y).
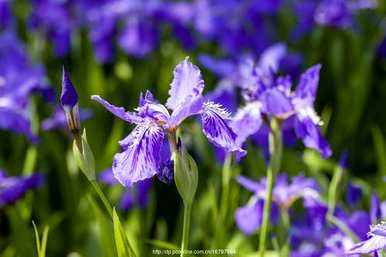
top-left (112, 208), bottom-right (137, 257)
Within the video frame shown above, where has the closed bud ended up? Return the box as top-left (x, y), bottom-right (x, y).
top-left (173, 140), bottom-right (198, 206)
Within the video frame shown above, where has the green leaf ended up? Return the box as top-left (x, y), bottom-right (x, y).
top-left (146, 240), bottom-right (179, 250)
top-left (32, 221), bottom-right (49, 257)
top-left (113, 208), bottom-right (137, 257)
top-left (73, 129), bottom-right (96, 181)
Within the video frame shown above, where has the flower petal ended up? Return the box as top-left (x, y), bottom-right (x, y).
top-left (295, 64), bottom-right (321, 106)
top-left (91, 95), bottom-right (142, 124)
top-left (112, 121), bottom-right (165, 187)
top-left (294, 114), bottom-right (332, 158)
top-left (166, 57), bottom-right (205, 110)
top-left (200, 101), bottom-right (246, 157)
top-left (346, 236), bottom-right (386, 255)
top-left (230, 101), bottom-right (263, 146)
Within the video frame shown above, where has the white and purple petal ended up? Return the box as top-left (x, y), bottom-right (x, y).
top-left (230, 101), bottom-right (263, 146)
top-left (294, 114), bottom-right (332, 158)
top-left (91, 95), bottom-right (142, 124)
top-left (166, 57), bottom-right (205, 110)
top-left (113, 121), bottom-right (165, 187)
top-left (200, 101), bottom-right (246, 157)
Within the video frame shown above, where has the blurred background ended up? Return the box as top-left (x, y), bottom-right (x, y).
top-left (1, 0), bottom-right (386, 256)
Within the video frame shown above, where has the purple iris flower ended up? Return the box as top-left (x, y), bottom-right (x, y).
top-left (347, 222), bottom-right (386, 255)
top-left (292, 0), bottom-right (377, 39)
top-left (92, 57), bottom-right (245, 187)
top-left (0, 32), bottom-right (52, 141)
top-left (98, 168), bottom-right (152, 211)
top-left (29, 0), bottom-right (73, 56)
top-left (235, 174), bottom-right (319, 235)
top-left (0, 169), bottom-right (43, 206)
top-left (231, 61), bottom-right (332, 158)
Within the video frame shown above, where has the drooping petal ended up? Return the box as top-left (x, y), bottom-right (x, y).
top-left (237, 176), bottom-right (262, 193)
top-left (230, 101), bottom-right (263, 146)
top-left (200, 101), bottom-right (246, 157)
top-left (294, 114), bottom-right (332, 158)
top-left (112, 121), bottom-right (165, 187)
top-left (235, 198), bottom-right (263, 235)
top-left (91, 95), bottom-right (142, 124)
top-left (346, 236), bottom-right (386, 255)
top-left (166, 57), bottom-right (205, 110)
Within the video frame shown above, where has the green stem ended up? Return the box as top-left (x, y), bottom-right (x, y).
top-left (259, 118), bottom-right (282, 257)
top-left (90, 179), bottom-right (113, 218)
top-left (326, 161), bottom-right (359, 242)
top-left (220, 154), bottom-right (232, 223)
top-left (280, 209), bottom-right (290, 257)
top-left (180, 203), bottom-right (192, 257)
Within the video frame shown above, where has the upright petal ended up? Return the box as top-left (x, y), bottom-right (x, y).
top-left (91, 95), bottom-right (142, 124)
top-left (166, 57), bottom-right (205, 110)
top-left (112, 121), bottom-right (165, 187)
top-left (259, 87), bottom-right (293, 116)
top-left (200, 101), bottom-right (246, 157)
top-left (295, 64), bottom-right (321, 106)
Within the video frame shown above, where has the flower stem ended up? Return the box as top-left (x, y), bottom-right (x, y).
top-left (90, 179), bottom-right (113, 218)
top-left (280, 208), bottom-right (290, 257)
top-left (259, 118), bottom-right (282, 257)
top-left (220, 154), bottom-right (232, 223)
top-left (180, 203), bottom-right (192, 257)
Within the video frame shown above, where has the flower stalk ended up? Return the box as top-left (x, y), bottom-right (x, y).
top-left (172, 137), bottom-right (198, 257)
top-left (259, 118), bottom-right (283, 257)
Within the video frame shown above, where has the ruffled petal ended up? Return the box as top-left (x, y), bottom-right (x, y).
top-left (200, 101), bottom-right (246, 157)
top-left (166, 57), bottom-right (205, 110)
top-left (91, 95), bottom-right (142, 124)
top-left (112, 121), bottom-right (165, 187)
top-left (346, 236), bottom-right (386, 255)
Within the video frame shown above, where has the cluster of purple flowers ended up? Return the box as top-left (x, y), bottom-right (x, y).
top-left (1, 0), bottom-right (378, 63)
top-left (0, 32), bottom-right (52, 142)
top-left (235, 170), bottom-right (386, 256)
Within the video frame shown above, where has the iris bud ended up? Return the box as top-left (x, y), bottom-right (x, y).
top-left (173, 139), bottom-right (198, 206)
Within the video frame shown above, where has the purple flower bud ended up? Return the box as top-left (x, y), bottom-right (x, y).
top-left (60, 67), bottom-right (81, 135)
top-left (61, 67), bottom-right (78, 109)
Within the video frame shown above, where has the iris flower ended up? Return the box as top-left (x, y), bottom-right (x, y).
top-left (235, 174), bottom-right (319, 235)
top-left (231, 62), bottom-right (332, 158)
top-left (92, 57), bottom-right (244, 187)
top-left (347, 222), bottom-right (386, 255)
top-left (0, 169), bottom-right (43, 206)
